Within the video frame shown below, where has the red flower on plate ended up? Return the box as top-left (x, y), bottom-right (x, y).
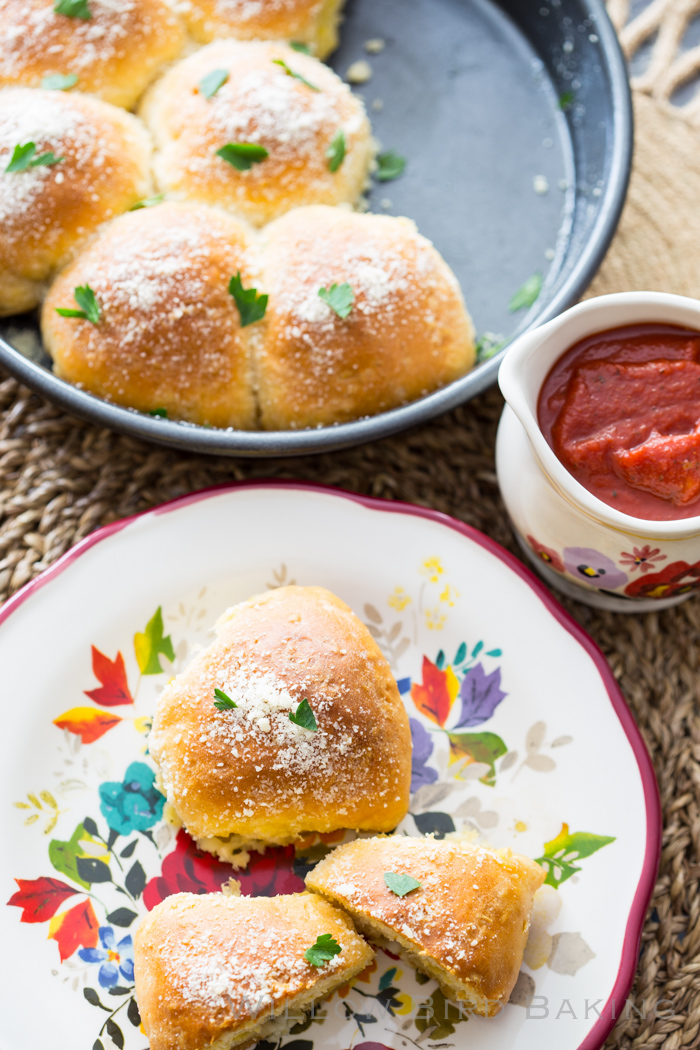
top-left (526, 535), bottom-right (565, 573)
top-left (143, 830), bottom-right (304, 910)
top-left (143, 830), bottom-right (232, 909)
top-left (236, 846), bottom-right (305, 897)
top-left (625, 559), bottom-right (700, 599)
top-left (619, 545), bottom-right (666, 574)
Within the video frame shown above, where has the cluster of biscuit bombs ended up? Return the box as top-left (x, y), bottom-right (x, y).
top-left (0, 0), bottom-right (475, 429)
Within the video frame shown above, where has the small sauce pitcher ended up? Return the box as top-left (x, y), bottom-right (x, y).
top-left (497, 291), bottom-right (700, 611)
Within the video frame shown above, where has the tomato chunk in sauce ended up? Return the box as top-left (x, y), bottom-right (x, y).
top-left (538, 324), bottom-right (700, 520)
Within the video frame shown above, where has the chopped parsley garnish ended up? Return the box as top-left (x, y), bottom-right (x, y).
top-left (559, 91), bottom-right (575, 111)
top-left (289, 41), bottom-right (311, 54)
top-left (288, 698), bottom-right (317, 732)
top-left (475, 331), bottom-right (506, 362)
top-left (213, 688), bottom-right (237, 711)
top-left (149, 408), bottom-right (168, 418)
top-left (129, 194), bottom-right (164, 211)
top-left (5, 142), bottom-right (64, 173)
top-left (54, 0), bottom-right (91, 19)
top-left (55, 284), bottom-right (101, 324)
top-left (384, 872), bottom-right (422, 897)
top-left (272, 58), bottom-right (320, 92)
top-left (508, 272), bottom-right (542, 313)
top-left (326, 129), bottom-right (346, 172)
top-left (375, 150), bottom-right (406, 182)
top-left (228, 272), bottom-right (268, 327)
top-left (41, 73), bottom-right (78, 90)
top-left (216, 142), bottom-right (269, 171)
top-left (318, 282), bottom-right (354, 319)
top-left (199, 68), bottom-right (228, 99)
top-left (304, 934), bottom-right (342, 967)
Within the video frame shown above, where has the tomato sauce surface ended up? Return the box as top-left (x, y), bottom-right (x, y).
top-left (538, 323), bottom-right (700, 520)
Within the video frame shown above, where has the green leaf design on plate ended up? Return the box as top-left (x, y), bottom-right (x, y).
top-left (134, 606), bottom-right (175, 675)
top-left (127, 998), bottom-right (142, 1027)
top-left (107, 907), bottom-right (138, 927)
top-left (535, 823), bottom-right (616, 888)
top-left (76, 856), bottom-right (112, 884)
top-left (379, 966), bottom-right (398, 991)
top-left (416, 988), bottom-right (468, 1038)
top-left (49, 822), bottom-right (102, 889)
top-left (446, 730), bottom-right (507, 786)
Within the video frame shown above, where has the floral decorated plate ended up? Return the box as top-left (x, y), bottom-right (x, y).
top-left (0, 482), bottom-right (660, 1050)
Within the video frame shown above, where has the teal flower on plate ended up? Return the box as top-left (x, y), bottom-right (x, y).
top-left (99, 761), bottom-right (164, 835)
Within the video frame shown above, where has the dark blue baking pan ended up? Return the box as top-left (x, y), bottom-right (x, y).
top-left (0, 0), bottom-right (632, 456)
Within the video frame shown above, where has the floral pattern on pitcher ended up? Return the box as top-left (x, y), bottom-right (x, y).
top-left (525, 534), bottom-right (700, 600)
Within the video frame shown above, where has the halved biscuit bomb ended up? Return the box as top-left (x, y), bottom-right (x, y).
top-left (306, 835), bottom-right (545, 1017)
top-left (134, 890), bottom-right (374, 1050)
top-left (149, 586), bottom-right (412, 867)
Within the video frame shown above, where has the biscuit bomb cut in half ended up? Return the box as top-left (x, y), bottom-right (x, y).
top-left (0, 88), bottom-right (152, 316)
top-left (149, 586), bottom-right (412, 866)
top-left (306, 835), bottom-right (545, 1016)
top-left (256, 206), bottom-right (476, 429)
top-left (134, 891), bottom-right (374, 1050)
top-left (41, 202), bottom-right (259, 428)
top-left (179, 0), bottom-right (346, 56)
top-left (140, 40), bottom-right (373, 228)
top-left (0, 0), bottom-right (185, 110)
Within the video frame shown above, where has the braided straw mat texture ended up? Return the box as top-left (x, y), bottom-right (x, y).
top-left (1, 3), bottom-right (700, 1047)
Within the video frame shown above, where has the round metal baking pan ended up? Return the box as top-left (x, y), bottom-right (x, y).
top-left (0, 0), bottom-right (632, 457)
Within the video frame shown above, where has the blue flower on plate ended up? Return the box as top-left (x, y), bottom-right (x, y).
top-left (99, 760), bottom-right (164, 835)
top-left (79, 927), bottom-right (134, 988)
top-left (409, 718), bottom-right (438, 792)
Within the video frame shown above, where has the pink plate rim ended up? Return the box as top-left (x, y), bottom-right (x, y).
top-left (0, 479), bottom-right (661, 1050)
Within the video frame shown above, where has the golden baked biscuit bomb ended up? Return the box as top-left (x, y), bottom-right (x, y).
top-left (41, 202), bottom-right (259, 428)
top-left (134, 891), bottom-right (375, 1050)
top-left (0, 88), bottom-right (152, 316)
top-left (257, 205), bottom-right (476, 428)
top-left (140, 40), bottom-right (373, 227)
top-left (177, 0), bottom-right (346, 57)
top-left (149, 586), bottom-right (412, 866)
top-left (0, 0), bottom-right (185, 110)
top-left (307, 835), bottom-right (545, 1017)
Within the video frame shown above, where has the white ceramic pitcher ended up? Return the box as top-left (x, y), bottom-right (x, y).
top-left (497, 291), bottom-right (700, 612)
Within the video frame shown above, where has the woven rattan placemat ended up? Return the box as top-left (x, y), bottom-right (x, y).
top-left (1, 4), bottom-right (699, 1047)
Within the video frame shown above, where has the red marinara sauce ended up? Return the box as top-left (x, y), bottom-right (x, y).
top-left (538, 323), bottom-right (700, 521)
